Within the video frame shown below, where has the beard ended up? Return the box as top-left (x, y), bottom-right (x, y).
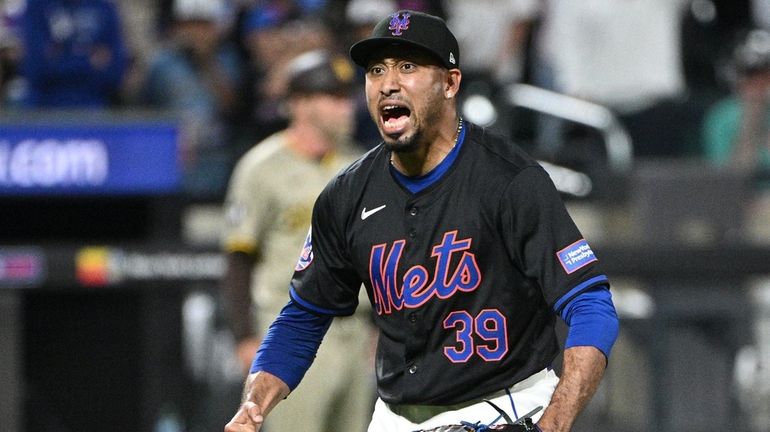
top-left (382, 129), bottom-right (422, 153)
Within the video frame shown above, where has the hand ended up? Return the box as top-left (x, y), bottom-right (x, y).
top-left (224, 400), bottom-right (264, 432)
top-left (224, 372), bottom-right (290, 432)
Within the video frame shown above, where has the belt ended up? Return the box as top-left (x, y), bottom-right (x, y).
top-left (386, 368), bottom-right (551, 424)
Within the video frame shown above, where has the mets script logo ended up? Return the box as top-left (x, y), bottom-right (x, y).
top-left (369, 231), bottom-right (481, 315)
top-left (388, 12), bottom-right (410, 36)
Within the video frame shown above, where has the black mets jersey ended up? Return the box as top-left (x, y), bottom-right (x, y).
top-left (290, 121), bottom-right (609, 406)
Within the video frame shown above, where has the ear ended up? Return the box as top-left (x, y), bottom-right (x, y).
top-left (444, 69), bottom-right (462, 99)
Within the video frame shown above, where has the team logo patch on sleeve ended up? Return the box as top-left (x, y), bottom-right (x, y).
top-left (557, 239), bottom-right (597, 274)
top-left (295, 227), bottom-right (314, 271)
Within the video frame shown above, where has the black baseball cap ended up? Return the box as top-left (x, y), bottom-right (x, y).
top-left (349, 10), bottom-right (460, 70)
top-left (286, 50), bottom-right (356, 96)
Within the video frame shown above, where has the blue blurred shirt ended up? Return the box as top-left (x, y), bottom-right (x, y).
top-left (21, 0), bottom-right (127, 108)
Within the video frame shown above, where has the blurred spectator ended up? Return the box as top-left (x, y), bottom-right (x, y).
top-left (113, 0), bottom-right (163, 106)
top-left (344, 0), bottom-right (396, 47)
top-left (702, 28), bottom-right (770, 173)
top-left (445, 0), bottom-right (539, 88)
top-left (18, 0), bottom-right (128, 108)
top-left (141, 0), bottom-right (244, 198)
top-left (0, 0), bottom-right (23, 106)
top-left (396, 0), bottom-right (444, 16)
top-left (238, 3), bottom-right (333, 145)
top-left (220, 49), bottom-right (373, 432)
top-left (326, 0), bottom-right (442, 38)
top-left (710, 16), bottom-right (770, 432)
top-left (343, 0), bottom-right (396, 149)
top-left (444, 0), bottom-right (539, 132)
top-left (753, 0), bottom-right (770, 29)
top-left (532, 0), bottom-right (692, 159)
top-left (681, 0), bottom-right (753, 95)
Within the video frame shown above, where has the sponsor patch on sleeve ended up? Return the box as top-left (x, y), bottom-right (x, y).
top-left (557, 239), bottom-right (597, 274)
top-left (295, 226), bottom-right (314, 271)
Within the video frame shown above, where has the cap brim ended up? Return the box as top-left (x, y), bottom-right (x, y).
top-left (349, 37), bottom-right (449, 69)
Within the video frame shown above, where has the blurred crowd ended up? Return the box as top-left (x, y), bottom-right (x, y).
top-left (0, 0), bottom-right (769, 199)
top-left (3, 2), bottom-right (770, 431)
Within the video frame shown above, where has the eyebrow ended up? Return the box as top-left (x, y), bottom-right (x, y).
top-left (368, 46), bottom-right (443, 66)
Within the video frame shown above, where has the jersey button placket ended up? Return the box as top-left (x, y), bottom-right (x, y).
top-left (406, 205), bottom-right (418, 238)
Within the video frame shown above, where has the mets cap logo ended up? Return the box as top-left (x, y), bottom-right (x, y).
top-left (389, 11), bottom-right (410, 36)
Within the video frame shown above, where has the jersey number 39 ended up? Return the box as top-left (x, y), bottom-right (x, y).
top-left (443, 309), bottom-right (508, 363)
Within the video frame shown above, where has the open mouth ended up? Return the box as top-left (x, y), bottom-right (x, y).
top-left (381, 105), bottom-right (411, 135)
top-left (382, 105), bottom-right (410, 121)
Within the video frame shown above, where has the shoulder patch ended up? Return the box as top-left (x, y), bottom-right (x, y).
top-left (557, 239), bottom-right (597, 274)
top-left (295, 226), bottom-right (313, 271)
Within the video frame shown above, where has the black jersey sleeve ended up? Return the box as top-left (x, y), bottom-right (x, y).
top-left (289, 181), bottom-right (362, 316)
top-left (501, 166), bottom-right (607, 309)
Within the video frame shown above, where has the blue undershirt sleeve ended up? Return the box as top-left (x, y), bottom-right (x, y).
top-left (250, 299), bottom-right (332, 390)
top-left (558, 285), bottom-right (619, 360)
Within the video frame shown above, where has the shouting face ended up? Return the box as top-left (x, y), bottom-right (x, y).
top-left (365, 46), bottom-right (458, 153)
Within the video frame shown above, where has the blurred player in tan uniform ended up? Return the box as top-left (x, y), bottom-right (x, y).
top-left (220, 49), bottom-right (374, 432)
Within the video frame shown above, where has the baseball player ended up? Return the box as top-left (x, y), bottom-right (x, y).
top-left (220, 50), bottom-right (374, 432)
top-left (225, 10), bottom-right (619, 432)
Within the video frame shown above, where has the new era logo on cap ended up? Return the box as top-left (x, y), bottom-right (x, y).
top-left (349, 10), bottom-right (460, 70)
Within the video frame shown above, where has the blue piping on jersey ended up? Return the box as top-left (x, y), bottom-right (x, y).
top-left (390, 120), bottom-right (467, 194)
top-left (289, 284), bottom-right (356, 316)
top-left (552, 274), bottom-right (609, 313)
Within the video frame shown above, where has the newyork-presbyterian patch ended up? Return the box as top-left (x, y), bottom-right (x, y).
top-left (557, 239), bottom-right (597, 274)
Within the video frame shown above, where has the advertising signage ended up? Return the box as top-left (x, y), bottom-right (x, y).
top-left (0, 121), bottom-right (180, 195)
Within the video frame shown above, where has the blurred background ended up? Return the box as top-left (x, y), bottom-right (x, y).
top-left (1, 0), bottom-right (770, 431)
